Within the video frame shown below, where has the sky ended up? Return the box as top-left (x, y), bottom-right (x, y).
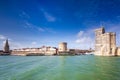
top-left (0, 0), bottom-right (120, 50)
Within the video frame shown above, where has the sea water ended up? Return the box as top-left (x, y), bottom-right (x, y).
top-left (0, 55), bottom-right (120, 80)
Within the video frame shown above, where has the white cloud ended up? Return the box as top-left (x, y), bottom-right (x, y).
top-left (24, 21), bottom-right (34, 28)
top-left (40, 9), bottom-right (56, 22)
top-left (44, 12), bottom-right (56, 22)
top-left (31, 41), bottom-right (37, 45)
top-left (10, 42), bottom-right (22, 49)
top-left (10, 40), bottom-right (35, 50)
top-left (75, 29), bottom-right (94, 49)
top-left (24, 21), bottom-right (56, 33)
top-left (31, 41), bottom-right (38, 48)
top-left (19, 11), bottom-right (30, 19)
top-left (0, 35), bottom-right (6, 40)
top-left (38, 27), bottom-right (45, 32)
top-left (77, 31), bottom-right (84, 37)
top-left (44, 27), bottom-right (56, 33)
top-left (24, 21), bottom-right (45, 32)
top-left (76, 37), bottom-right (92, 43)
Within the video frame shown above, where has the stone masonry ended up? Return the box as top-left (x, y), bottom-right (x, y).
top-left (95, 27), bottom-right (120, 56)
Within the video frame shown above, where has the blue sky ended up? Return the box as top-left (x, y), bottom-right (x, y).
top-left (0, 0), bottom-right (120, 50)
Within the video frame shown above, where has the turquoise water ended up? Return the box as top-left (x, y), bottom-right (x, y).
top-left (0, 55), bottom-right (120, 80)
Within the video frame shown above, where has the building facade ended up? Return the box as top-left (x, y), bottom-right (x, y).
top-left (58, 42), bottom-right (67, 52)
top-left (95, 27), bottom-right (119, 56)
top-left (12, 46), bottom-right (58, 56)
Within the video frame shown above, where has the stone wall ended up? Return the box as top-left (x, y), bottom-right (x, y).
top-left (58, 42), bottom-right (67, 52)
top-left (95, 27), bottom-right (117, 56)
top-left (116, 47), bottom-right (120, 56)
top-left (11, 49), bottom-right (57, 56)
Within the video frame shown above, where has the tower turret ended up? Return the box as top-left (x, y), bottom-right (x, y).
top-left (58, 42), bottom-right (67, 52)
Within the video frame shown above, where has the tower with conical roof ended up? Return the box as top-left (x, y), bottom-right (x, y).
top-left (4, 39), bottom-right (10, 53)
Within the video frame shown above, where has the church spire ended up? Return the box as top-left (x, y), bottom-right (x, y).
top-left (4, 39), bottom-right (10, 53)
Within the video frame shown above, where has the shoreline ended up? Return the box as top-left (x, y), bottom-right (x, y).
top-left (0, 52), bottom-right (93, 56)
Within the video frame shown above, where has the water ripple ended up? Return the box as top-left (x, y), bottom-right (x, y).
top-left (0, 56), bottom-right (120, 80)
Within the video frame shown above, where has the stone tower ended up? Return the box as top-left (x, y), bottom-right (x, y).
top-left (95, 27), bottom-right (116, 56)
top-left (4, 39), bottom-right (10, 53)
top-left (58, 42), bottom-right (67, 52)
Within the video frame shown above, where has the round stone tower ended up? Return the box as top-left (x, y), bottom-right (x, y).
top-left (58, 42), bottom-right (67, 52)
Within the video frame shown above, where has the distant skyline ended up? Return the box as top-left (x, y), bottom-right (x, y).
top-left (0, 0), bottom-right (120, 50)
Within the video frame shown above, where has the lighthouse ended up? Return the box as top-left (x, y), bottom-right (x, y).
top-left (4, 39), bottom-right (10, 53)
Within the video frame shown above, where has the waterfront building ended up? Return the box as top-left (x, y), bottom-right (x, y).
top-left (11, 41), bottom-right (93, 56)
top-left (58, 42), bottom-right (69, 55)
top-left (58, 42), bottom-right (67, 52)
top-left (11, 46), bottom-right (58, 56)
top-left (95, 27), bottom-right (120, 56)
